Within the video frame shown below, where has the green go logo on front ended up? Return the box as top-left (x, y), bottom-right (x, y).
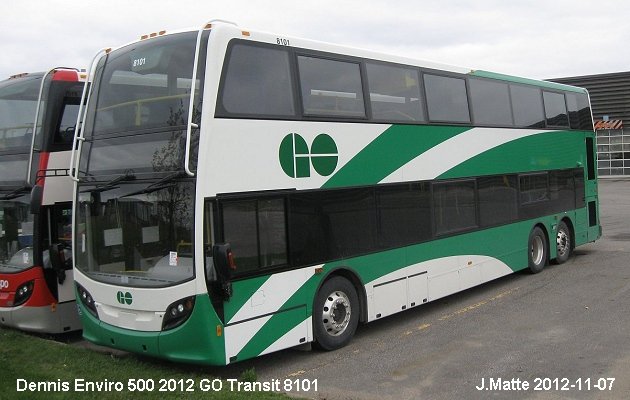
top-left (279, 133), bottom-right (338, 178)
top-left (117, 291), bottom-right (133, 305)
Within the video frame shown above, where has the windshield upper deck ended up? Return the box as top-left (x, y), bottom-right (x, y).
top-left (78, 31), bottom-right (207, 181)
top-left (84, 32), bottom-right (201, 139)
top-left (0, 73), bottom-right (43, 154)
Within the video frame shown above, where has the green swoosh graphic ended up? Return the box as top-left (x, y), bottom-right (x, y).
top-left (322, 124), bottom-right (471, 188)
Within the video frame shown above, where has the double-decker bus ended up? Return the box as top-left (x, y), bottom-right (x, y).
top-left (0, 69), bottom-right (84, 333)
top-left (72, 21), bottom-right (600, 365)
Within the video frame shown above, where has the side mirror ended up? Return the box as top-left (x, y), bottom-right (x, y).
top-left (30, 186), bottom-right (43, 214)
top-left (212, 243), bottom-right (235, 300)
top-left (212, 243), bottom-right (236, 281)
top-left (90, 192), bottom-right (101, 217)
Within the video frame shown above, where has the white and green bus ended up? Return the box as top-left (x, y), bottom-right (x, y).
top-left (72, 20), bottom-right (600, 365)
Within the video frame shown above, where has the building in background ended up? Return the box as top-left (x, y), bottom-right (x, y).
top-left (551, 71), bottom-right (630, 177)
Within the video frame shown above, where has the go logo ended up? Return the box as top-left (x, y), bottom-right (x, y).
top-left (116, 291), bottom-right (133, 305)
top-left (279, 133), bottom-right (338, 178)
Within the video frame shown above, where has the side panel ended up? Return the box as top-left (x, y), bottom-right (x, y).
top-left (223, 266), bottom-right (317, 364)
top-left (195, 120), bottom-right (596, 363)
top-left (41, 151), bottom-right (73, 206)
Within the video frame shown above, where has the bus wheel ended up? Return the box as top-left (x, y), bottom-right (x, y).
top-left (554, 220), bottom-right (572, 264)
top-left (528, 226), bottom-right (548, 274)
top-left (313, 276), bottom-right (359, 351)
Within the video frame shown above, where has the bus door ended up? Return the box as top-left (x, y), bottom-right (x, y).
top-left (584, 137), bottom-right (600, 241)
top-left (204, 198), bottom-right (310, 363)
top-left (42, 203), bottom-right (80, 330)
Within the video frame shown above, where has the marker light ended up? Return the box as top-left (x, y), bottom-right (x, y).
top-left (140, 30), bottom-right (167, 40)
top-left (9, 73), bottom-right (28, 80)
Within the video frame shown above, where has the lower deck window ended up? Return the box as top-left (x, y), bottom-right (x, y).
top-left (433, 180), bottom-right (477, 234)
top-left (221, 198), bottom-right (287, 273)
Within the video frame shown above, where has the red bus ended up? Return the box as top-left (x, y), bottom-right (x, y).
top-left (0, 68), bottom-right (84, 333)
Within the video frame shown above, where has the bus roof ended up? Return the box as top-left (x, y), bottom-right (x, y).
top-left (470, 70), bottom-right (588, 94)
top-left (103, 20), bottom-right (588, 95)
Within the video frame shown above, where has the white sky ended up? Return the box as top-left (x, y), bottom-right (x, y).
top-left (1, 0), bottom-right (629, 81)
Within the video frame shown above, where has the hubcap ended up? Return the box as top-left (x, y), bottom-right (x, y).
top-left (557, 229), bottom-right (569, 257)
top-left (322, 290), bottom-right (351, 336)
top-left (531, 235), bottom-right (544, 265)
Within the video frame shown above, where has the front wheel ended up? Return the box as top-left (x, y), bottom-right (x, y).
top-left (554, 220), bottom-right (572, 264)
top-left (528, 226), bottom-right (548, 274)
top-left (313, 276), bottom-right (359, 350)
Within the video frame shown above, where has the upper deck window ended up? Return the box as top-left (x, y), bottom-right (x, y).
top-left (0, 74), bottom-right (42, 152)
top-left (423, 74), bottom-right (470, 123)
top-left (220, 44), bottom-right (295, 117)
top-left (543, 91), bottom-right (569, 128)
top-left (510, 85), bottom-right (544, 128)
top-left (298, 56), bottom-right (365, 118)
top-left (366, 63), bottom-right (425, 123)
top-left (469, 78), bottom-right (513, 126)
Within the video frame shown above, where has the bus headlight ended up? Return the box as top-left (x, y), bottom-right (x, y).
top-left (13, 280), bottom-right (35, 306)
top-left (162, 296), bottom-right (195, 331)
top-left (76, 283), bottom-right (98, 318)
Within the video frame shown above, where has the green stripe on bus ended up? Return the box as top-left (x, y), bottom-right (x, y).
top-left (224, 274), bottom-right (273, 324)
top-left (437, 131), bottom-right (584, 179)
top-left (470, 70), bottom-right (587, 94)
top-left (236, 275), bottom-right (321, 361)
top-left (322, 124), bottom-right (470, 188)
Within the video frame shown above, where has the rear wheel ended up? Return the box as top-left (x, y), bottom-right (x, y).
top-left (528, 226), bottom-right (548, 274)
top-left (554, 220), bottom-right (572, 264)
top-left (313, 276), bottom-right (359, 350)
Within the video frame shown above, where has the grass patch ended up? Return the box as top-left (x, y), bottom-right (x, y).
top-left (0, 328), bottom-right (286, 400)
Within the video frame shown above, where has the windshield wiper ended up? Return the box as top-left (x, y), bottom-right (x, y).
top-left (0, 185), bottom-right (31, 200)
top-left (119, 171), bottom-right (187, 198)
top-left (80, 172), bottom-right (136, 194)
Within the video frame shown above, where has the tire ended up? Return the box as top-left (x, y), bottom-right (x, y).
top-left (528, 226), bottom-right (548, 274)
top-left (554, 220), bottom-right (572, 264)
top-left (313, 276), bottom-right (360, 351)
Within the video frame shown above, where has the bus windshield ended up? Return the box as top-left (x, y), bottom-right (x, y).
top-left (0, 195), bottom-right (34, 273)
top-left (0, 154), bottom-right (29, 187)
top-left (84, 31), bottom-right (200, 138)
top-left (0, 73), bottom-right (43, 152)
top-left (75, 180), bottom-right (195, 287)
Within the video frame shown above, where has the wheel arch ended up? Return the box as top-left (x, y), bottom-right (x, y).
top-left (315, 267), bottom-right (368, 323)
top-left (559, 216), bottom-right (576, 251)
